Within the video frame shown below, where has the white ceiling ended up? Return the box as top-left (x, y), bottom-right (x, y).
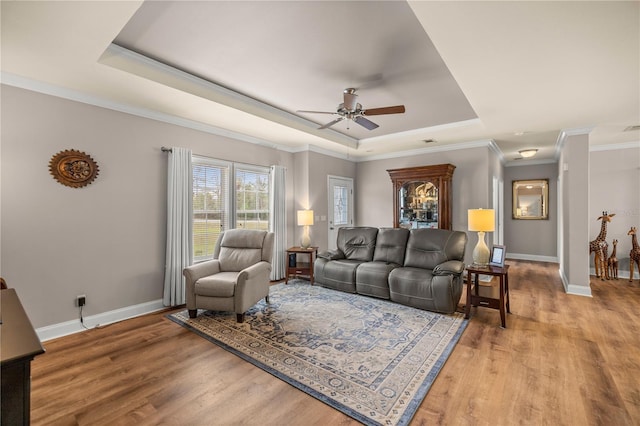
top-left (2, 1), bottom-right (639, 162)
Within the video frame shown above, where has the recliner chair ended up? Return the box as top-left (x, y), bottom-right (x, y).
top-left (183, 228), bottom-right (274, 322)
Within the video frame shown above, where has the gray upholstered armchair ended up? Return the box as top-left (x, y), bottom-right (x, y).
top-left (183, 229), bottom-right (274, 322)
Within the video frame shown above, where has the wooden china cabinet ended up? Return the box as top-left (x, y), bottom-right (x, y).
top-left (387, 164), bottom-right (455, 230)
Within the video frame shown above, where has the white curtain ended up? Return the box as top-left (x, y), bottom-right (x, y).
top-left (163, 147), bottom-right (193, 306)
top-left (269, 165), bottom-right (286, 280)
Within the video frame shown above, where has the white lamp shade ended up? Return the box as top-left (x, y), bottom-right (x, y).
top-left (468, 209), bottom-right (495, 232)
top-left (297, 210), bottom-right (314, 226)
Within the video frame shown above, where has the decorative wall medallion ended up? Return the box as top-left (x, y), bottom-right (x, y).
top-left (49, 149), bottom-right (99, 188)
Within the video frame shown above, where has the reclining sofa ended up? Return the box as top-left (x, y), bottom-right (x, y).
top-left (314, 227), bottom-right (467, 314)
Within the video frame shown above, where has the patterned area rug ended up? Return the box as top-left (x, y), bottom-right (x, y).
top-left (168, 280), bottom-right (467, 426)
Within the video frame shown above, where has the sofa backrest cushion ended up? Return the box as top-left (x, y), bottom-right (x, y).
top-left (373, 228), bottom-right (410, 265)
top-left (404, 229), bottom-right (467, 269)
top-left (214, 229), bottom-right (273, 272)
top-left (337, 227), bottom-right (379, 261)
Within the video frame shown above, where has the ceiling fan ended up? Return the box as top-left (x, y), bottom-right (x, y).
top-left (297, 88), bottom-right (405, 131)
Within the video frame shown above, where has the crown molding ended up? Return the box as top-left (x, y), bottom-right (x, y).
top-left (100, 44), bottom-right (358, 149)
top-left (357, 139), bottom-right (495, 163)
top-left (1, 71), bottom-right (302, 153)
top-left (554, 126), bottom-right (594, 159)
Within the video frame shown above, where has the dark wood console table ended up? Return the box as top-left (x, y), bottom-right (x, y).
top-left (465, 264), bottom-right (511, 328)
top-left (1, 288), bottom-right (45, 425)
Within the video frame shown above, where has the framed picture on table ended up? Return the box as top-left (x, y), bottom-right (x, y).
top-left (490, 245), bottom-right (506, 267)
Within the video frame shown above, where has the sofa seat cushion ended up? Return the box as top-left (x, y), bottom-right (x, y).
top-left (388, 267), bottom-right (458, 313)
top-left (356, 261), bottom-right (399, 299)
top-left (194, 272), bottom-right (239, 297)
top-left (315, 258), bottom-right (365, 293)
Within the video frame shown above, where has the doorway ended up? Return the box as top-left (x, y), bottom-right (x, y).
top-left (327, 176), bottom-right (354, 250)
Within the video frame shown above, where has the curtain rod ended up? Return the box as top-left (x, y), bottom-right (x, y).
top-left (161, 148), bottom-right (284, 170)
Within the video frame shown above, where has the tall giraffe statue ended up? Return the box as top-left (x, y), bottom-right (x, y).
top-left (607, 239), bottom-right (618, 280)
top-left (589, 211), bottom-right (615, 280)
top-left (628, 227), bottom-right (640, 282)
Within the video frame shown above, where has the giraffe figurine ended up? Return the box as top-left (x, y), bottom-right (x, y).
top-left (628, 227), bottom-right (640, 283)
top-left (607, 239), bottom-right (618, 280)
top-left (589, 211), bottom-right (615, 280)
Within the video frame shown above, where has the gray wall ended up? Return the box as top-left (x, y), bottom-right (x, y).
top-left (1, 85), bottom-right (295, 328)
top-left (307, 151), bottom-right (356, 252)
top-left (589, 146), bottom-right (640, 278)
top-left (504, 162), bottom-right (558, 260)
top-left (355, 145), bottom-right (496, 266)
top-left (559, 132), bottom-right (590, 295)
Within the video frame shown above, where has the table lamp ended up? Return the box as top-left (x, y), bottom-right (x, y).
top-left (297, 210), bottom-right (314, 248)
top-left (468, 208), bottom-right (495, 266)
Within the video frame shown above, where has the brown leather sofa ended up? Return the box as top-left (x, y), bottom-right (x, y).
top-left (314, 227), bottom-right (467, 314)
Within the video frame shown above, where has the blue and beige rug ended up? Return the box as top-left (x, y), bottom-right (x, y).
top-left (168, 280), bottom-right (467, 425)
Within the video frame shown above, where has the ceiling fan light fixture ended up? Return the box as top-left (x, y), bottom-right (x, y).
top-left (519, 149), bottom-right (538, 158)
top-left (299, 88), bottom-right (405, 131)
top-left (343, 88), bottom-right (358, 112)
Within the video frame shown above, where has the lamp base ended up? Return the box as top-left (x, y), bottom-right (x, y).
top-left (472, 231), bottom-right (490, 267)
top-left (300, 229), bottom-right (311, 249)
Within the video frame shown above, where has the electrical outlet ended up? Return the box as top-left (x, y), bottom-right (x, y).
top-left (76, 295), bottom-right (86, 307)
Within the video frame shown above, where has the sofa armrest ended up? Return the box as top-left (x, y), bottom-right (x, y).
top-left (433, 260), bottom-right (465, 276)
top-left (317, 249), bottom-right (345, 260)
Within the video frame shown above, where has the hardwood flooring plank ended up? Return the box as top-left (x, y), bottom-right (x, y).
top-left (30, 261), bottom-right (640, 425)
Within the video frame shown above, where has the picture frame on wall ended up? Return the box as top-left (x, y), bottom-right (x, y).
top-left (490, 245), bottom-right (506, 267)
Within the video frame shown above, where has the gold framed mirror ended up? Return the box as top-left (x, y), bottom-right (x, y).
top-left (512, 179), bottom-right (549, 220)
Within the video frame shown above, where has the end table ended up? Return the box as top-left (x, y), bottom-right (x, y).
top-left (465, 264), bottom-right (511, 328)
top-left (286, 246), bottom-right (318, 284)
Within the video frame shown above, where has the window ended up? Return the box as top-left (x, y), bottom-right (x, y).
top-left (192, 156), bottom-right (269, 262)
top-left (235, 166), bottom-right (270, 231)
top-left (333, 184), bottom-right (349, 226)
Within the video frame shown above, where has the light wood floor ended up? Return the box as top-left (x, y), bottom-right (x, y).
top-left (30, 261), bottom-right (640, 425)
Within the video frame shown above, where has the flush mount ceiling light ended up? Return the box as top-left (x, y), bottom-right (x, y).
top-left (519, 149), bottom-right (538, 158)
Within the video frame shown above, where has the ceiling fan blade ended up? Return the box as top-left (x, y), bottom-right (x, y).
top-left (354, 116), bottom-right (379, 130)
top-left (363, 105), bottom-right (406, 116)
top-left (318, 117), bottom-right (345, 130)
top-left (297, 110), bottom-right (336, 115)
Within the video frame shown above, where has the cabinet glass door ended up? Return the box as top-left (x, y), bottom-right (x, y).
top-left (399, 181), bottom-right (439, 229)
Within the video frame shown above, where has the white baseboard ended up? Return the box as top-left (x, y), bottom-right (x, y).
top-left (507, 253), bottom-right (559, 263)
top-left (558, 267), bottom-right (592, 297)
top-left (565, 283), bottom-right (593, 297)
top-left (36, 299), bottom-right (166, 342)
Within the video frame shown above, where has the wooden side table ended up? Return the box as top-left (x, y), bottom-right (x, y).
top-left (465, 264), bottom-right (511, 328)
top-left (286, 247), bottom-right (318, 284)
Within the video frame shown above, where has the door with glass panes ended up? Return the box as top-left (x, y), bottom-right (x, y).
top-left (327, 176), bottom-right (353, 250)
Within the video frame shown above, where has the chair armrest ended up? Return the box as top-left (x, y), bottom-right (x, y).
top-left (183, 260), bottom-right (221, 284)
top-left (433, 260), bottom-right (465, 276)
top-left (317, 249), bottom-right (345, 260)
top-left (183, 260), bottom-right (222, 310)
top-left (237, 261), bottom-right (272, 282)
top-left (235, 261), bottom-right (272, 313)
